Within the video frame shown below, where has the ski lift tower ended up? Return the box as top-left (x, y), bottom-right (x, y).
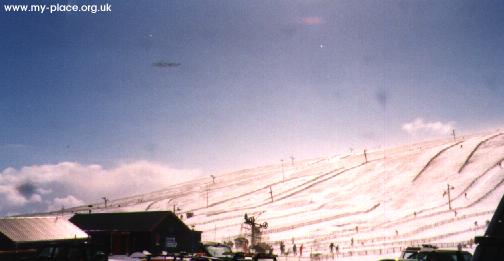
top-left (244, 214), bottom-right (268, 249)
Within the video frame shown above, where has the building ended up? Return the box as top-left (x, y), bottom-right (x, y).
top-left (0, 216), bottom-right (89, 260)
top-left (69, 211), bottom-right (201, 255)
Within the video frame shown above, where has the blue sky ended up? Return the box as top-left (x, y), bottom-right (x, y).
top-left (1, 0), bottom-right (504, 174)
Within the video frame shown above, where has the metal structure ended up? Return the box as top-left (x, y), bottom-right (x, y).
top-left (281, 159), bottom-right (285, 182)
top-left (243, 214), bottom-right (268, 249)
top-left (443, 184), bottom-right (455, 210)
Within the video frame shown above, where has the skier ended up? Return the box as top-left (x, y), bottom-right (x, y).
top-left (329, 242), bottom-right (334, 254)
top-left (293, 243), bottom-right (297, 256)
top-left (280, 241), bottom-right (285, 255)
top-left (300, 244), bottom-right (304, 256)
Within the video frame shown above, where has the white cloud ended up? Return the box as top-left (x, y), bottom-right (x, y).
top-left (0, 184), bottom-right (28, 206)
top-left (47, 195), bottom-right (85, 211)
top-left (0, 161), bottom-right (202, 216)
top-left (402, 118), bottom-right (455, 136)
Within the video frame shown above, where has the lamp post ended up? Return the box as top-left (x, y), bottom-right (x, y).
top-left (102, 197), bottom-right (108, 208)
top-left (281, 159), bottom-right (285, 182)
top-left (206, 184), bottom-right (209, 208)
top-left (443, 184), bottom-right (455, 210)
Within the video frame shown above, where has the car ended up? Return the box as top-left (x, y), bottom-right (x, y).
top-left (191, 242), bottom-right (238, 261)
top-left (401, 246), bottom-right (421, 260)
top-left (400, 244), bottom-right (437, 260)
top-left (416, 249), bottom-right (472, 261)
top-left (472, 193), bottom-right (504, 260)
top-left (191, 242), bottom-right (274, 261)
top-left (36, 244), bottom-right (108, 261)
top-left (252, 252), bottom-right (276, 261)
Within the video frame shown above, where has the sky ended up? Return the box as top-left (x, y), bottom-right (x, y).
top-left (1, 0), bottom-right (504, 215)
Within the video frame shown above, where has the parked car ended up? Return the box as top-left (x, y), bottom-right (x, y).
top-left (416, 249), bottom-right (472, 261)
top-left (0, 243), bottom-right (107, 261)
top-left (0, 249), bottom-right (38, 261)
top-left (472, 193), bottom-right (504, 261)
top-left (191, 242), bottom-right (237, 261)
top-left (36, 244), bottom-right (107, 261)
top-left (252, 252), bottom-right (275, 261)
top-left (191, 242), bottom-right (274, 261)
top-left (400, 244), bottom-right (437, 260)
top-left (401, 246), bottom-right (422, 260)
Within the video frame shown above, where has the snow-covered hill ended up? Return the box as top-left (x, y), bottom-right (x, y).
top-left (42, 130), bottom-right (504, 259)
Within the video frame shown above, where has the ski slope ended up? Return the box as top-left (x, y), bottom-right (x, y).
top-left (40, 130), bottom-right (504, 260)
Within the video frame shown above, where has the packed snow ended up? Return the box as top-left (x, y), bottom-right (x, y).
top-left (37, 130), bottom-right (504, 260)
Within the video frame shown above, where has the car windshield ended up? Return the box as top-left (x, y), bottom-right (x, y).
top-left (403, 252), bottom-right (418, 259)
top-left (418, 252), bottom-right (471, 261)
top-left (206, 245), bottom-right (232, 257)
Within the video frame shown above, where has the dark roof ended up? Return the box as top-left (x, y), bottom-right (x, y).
top-left (0, 217), bottom-right (88, 243)
top-left (69, 211), bottom-right (189, 232)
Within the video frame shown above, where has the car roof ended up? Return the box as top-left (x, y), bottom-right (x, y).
top-left (202, 241), bottom-right (230, 247)
top-left (419, 249), bottom-right (472, 255)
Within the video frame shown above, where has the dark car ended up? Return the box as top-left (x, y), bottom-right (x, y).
top-left (416, 249), bottom-right (472, 261)
top-left (252, 252), bottom-right (276, 261)
top-left (36, 244), bottom-right (107, 261)
top-left (400, 244), bottom-right (437, 260)
top-left (0, 243), bottom-right (107, 261)
top-left (472, 193), bottom-right (504, 261)
top-left (401, 246), bottom-right (422, 260)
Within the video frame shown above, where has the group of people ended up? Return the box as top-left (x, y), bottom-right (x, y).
top-left (278, 241), bottom-right (339, 257)
top-left (329, 242), bottom-right (339, 256)
top-left (279, 241), bottom-right (305, 256)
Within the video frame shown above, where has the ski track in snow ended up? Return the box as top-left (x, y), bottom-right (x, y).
top-left (31, 130), bottom-right (504, 260)
top-left (458, 132), bottom-right (504, 173)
